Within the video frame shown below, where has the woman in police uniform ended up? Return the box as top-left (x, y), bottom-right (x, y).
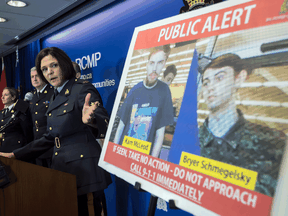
top-left (0, 47), bottom-right (111, 216)
top-left (0, 87), bottom-right (33, 153)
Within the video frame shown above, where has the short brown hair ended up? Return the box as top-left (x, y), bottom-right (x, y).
top-left (35, 47), bottom-right (76, 83)
top-left (148, 44), bottom-right (171, 61)
top-left (3, 87), bottom-right (18, 102)
top-left (203, 53), bottom-right (244, 78)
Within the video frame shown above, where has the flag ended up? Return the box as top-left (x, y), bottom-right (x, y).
top-left (15, 46), bottom-right (21, 98)
top-left (0, 57), bottom-right (7, 110)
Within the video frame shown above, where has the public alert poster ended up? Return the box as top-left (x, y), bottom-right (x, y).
top-left (99, 0), bottom-right (288, 215)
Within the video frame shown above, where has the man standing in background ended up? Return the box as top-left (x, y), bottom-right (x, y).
top-left (30, 66), bottom-right (54, 167)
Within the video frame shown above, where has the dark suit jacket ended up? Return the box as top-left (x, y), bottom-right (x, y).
top-left (30, 85), bottom-right (54, 159)
top-left (0, 99), bottom-right (33, 153)
top-left (14, 78), bottom-right (112, 195)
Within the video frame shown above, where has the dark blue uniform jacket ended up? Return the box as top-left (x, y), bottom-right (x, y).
top-left (14, 78), bottom-right (112, 195)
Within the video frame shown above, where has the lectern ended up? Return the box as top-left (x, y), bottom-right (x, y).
top-left (0, 157), bottom-right (78, 216)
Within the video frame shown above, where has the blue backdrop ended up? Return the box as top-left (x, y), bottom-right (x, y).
top-left (1, 0), bottom-right (223, 215)
top-left (3, 40), bottom-right (41, 98)
top-left (42, 0), bottom-right (185, 116)
top-left (40, 1), bottom-right (204, 215)
top-left (0, 0), bottom-right (226, 215)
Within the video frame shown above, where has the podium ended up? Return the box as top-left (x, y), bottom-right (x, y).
top-left (0, 157), bottom-right (78, 216)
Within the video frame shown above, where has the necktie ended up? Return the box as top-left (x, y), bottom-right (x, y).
top-left (3, 108), bottom-right (8, 117)
top-left (53, 89), bottom-right (59, 100)
top-left (37, 91), bottom-right (40, 98)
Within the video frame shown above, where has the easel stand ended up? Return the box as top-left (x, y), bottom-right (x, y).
top-left (134, 182), bottom-right (179, 216)
top-left (147, 195), bottom-right (158, 216)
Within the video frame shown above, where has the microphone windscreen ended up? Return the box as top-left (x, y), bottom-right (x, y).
top-left (24, 92), bottom-right (33, 101)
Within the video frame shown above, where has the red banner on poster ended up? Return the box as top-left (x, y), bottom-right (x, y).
top-left (135, 0), bottom-right (288, 50)
top-left (104, 142), bottom-right (272, 216)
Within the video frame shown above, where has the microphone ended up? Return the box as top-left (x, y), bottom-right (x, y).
top-left (24, 92), bottom-right (33, 101)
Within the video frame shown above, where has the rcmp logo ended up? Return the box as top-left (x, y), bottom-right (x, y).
top-left (280, 0), bottom-right (288, 14)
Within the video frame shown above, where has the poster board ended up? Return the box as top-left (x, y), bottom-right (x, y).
top-left (99, 0), bottom-right (288, 215)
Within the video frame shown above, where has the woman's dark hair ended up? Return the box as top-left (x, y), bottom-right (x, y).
top-left (35, 47), bottom-right (76, 83)
top-left (3, 87), bottom-right (18, 102)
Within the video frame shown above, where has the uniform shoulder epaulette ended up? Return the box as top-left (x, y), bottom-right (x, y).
top-left (75, 79), bottom-right (90, 84)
